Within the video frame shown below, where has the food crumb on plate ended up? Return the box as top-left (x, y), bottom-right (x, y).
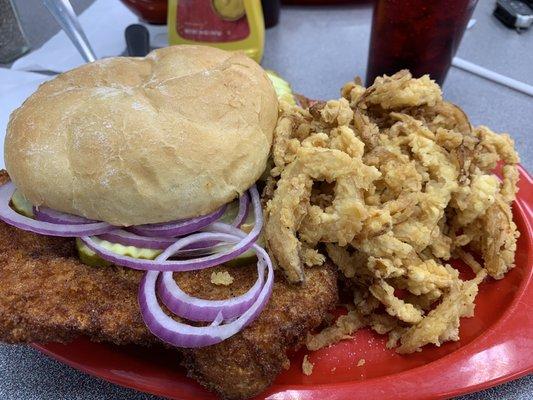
top-left (210, 271), bottom-right (234, 286)
top-left (357, 358), bottom-right (366, 367)
top-left (306, 310), bottom-right (365, 351)
top-left (302, 355), bottom-right (314, 376)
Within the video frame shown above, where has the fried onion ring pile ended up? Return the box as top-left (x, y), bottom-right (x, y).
top-left (264, 70), bottom-right (520, 353)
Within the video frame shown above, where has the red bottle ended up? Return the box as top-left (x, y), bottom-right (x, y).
top-left (120, 0), bottom-right (168, 25)
top-left (366, 0), bottom-right (478, 85)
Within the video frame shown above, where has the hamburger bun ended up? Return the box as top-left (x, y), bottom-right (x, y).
top-left (4, 45), bottom-right (278, 226)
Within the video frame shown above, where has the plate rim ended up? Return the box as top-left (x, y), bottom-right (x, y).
top-left (32, 165), bottom-right (533, 400)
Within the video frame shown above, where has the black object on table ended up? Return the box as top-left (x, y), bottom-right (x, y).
top-left (493, 0), bottom-right (533, 30)
top-left (125, 24), bottom-right (150, 57)
top-left (262, 0), bottom-right (281, 28)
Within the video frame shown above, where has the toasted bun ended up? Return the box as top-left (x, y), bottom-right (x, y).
top-left (5, 45), bottom-right (278, 226)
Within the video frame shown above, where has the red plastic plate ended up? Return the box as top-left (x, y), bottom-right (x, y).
top-left (33, 165), bottom-right (533, 400)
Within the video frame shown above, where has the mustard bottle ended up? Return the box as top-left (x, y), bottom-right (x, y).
top-left (167, 0), bottom-right (265, 62)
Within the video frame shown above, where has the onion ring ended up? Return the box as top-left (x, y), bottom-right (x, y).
top-left (34, 206), bottom-right (96, 225)
top-left (80, 186), bottom-right (262, 271)
top-left (157, 226), bottom-right (263, 321)
top-left (129, 205), bottom-right (227, 237)
top-left (0, 182), bottom-right (113, 237)
top-left (139, 235), bottom-right (273, 348)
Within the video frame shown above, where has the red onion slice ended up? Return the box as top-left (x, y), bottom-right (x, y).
top-left (232, 192), bottom-right (249, 227)
top-left (97, 229), bottom-right (221, 254)
top-left (129, 205), bottom-right (227, 238)
top-left (34, 206), bottom-right (96, 225)
top-left (98, 229), bottom-right (176, 250)
top-left (210, 312), bottom-right (224, 326)
top-left (157, 227), bottom-right (264, 321)
top-left (139, 236), bottom-right (273, 348)
top-left (98, 192), bottom-right (250, 250)
top-left (80, 186), bottom-right (263, 271)
top-left (158, 262), bottom-right (264, 322)
top-left (0, 182), bottom-right (113, 237)
top-left (81, 229), bottom-right (254, 271)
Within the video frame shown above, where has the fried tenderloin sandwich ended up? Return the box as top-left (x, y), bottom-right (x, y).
top-left (1, 45), bottom-right (282, 347)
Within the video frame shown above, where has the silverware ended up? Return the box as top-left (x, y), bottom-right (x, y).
top-left (43, 0), bottom-right (96, 63)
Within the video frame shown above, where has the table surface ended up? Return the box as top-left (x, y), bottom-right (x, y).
top-left (1, 0), bottom-right (532, 399)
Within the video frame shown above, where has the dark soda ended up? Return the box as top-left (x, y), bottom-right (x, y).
top-left (366, 0), bottom-right (478, 85)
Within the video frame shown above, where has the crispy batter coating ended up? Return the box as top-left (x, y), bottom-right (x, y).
top-left (210, 270), bottom-right (234, 286)
top-left (0, 186), bottom-right (153, 344)
top-left (0, 170), bottom-right (338, 400)
top-left (397, 270), bottom-right (487, 353)
top-left (264, 173), bottom-right (312, 283)
top-left (369, 280), bottom-right (423, 324)
top-left (361, 70), bottom-right (442, 110)
top-left (265, 146), bottom-right (379, 282)
top-left (302, 354), bottom-right (314, 376)
top-left (179, 262), bottom-right (337, 399)
top-left (476, 198), bottom-right (519, 279)
top-left (306, 309), bottom-right (365, 351)
top-left (267, 71), bottom-right (520, 354)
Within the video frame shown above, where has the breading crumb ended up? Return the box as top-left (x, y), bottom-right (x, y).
top-left (302, 355), bottom-right (314, 376)
top-left (306, 310), bottom-right (365, 351)
top-left (357, 358), bottom-right (365, 367)
top-left (210, 271), bottom-right (234, 286)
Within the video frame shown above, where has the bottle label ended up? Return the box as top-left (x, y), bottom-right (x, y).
top-left (176, 0), bottom-right (250, 43)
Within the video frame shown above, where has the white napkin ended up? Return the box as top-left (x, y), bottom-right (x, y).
top-left (11, 0), bottom-right (137, 73)
top-left (0, 69), bottom-right (50, 168)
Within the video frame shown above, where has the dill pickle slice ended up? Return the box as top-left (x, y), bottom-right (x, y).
top-left (218, 199), bottom-right (240, 224)
top-left (210, 199), bottom-right (260, 266)
top-left (76, 238), bottom-right (113, 267)
top-left (76, 237), bottom-right (161, 268)
top-left (76, 199), bottom-right (260, 268)
top-left (76, 235), bottom-right (261, 268)
top-left (10, 190), bottom-right (34, 218)
top-left (266, 70), bottom-right (296, 105)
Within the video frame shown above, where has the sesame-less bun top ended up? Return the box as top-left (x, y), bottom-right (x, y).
top-left (4, 45), bottom-right (278, 226)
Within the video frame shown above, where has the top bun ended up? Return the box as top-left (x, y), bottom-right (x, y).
top-left (4, 45), bottom-right (278, 226)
